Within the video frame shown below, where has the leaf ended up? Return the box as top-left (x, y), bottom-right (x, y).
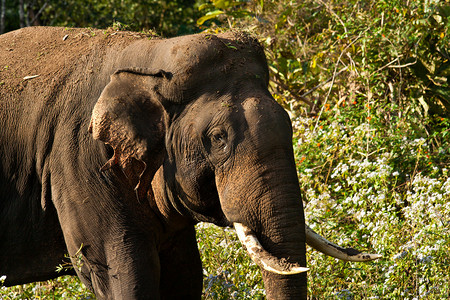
top-left (435, 61), bottom-right (450, 77)
top-left (418, 96), bottom-right (429, 117)
top-left (225, 43), bottom-right (237, 50)
top-left (213, 0), bottom-right (243, 10)
top-left (437, 5), bottom-right (450, 18)
top-left (229, 10), bottom-right (252, 18)
top-left (430, 86), bottom-right (450, 104)
top-left (408, 58), bottom-right (431, 84)
top-left (197, 10), bottom-right (225, 25)
top-left (213, 0), bottom-right (227, 9)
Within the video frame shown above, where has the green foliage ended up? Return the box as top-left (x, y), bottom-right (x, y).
top-left (200, 0), bottom-right (449, 118)
top-left (196, 224), bottom-right (265, 299)
top-left (56, 244), bottom-right (85, 273)
top-left (197, 0), bottom-right (256, 26)
top-left (295, 102), bottom-right (449, 299)
top-left (2, 0), bottom-right (208, 36)
top-left (0, 276), bottom-right (94, 299)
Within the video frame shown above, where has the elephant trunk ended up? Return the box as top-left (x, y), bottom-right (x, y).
top-left (255, 205), bottom-right (308, 300)
top-left (211, 128), bottom-right (309, 298)
top-left (221, 166), bottom-right (309, 299)
top-left (254, 190), bottom-right (308, 300)
top-left (234, 221), bottom-right (308, 299)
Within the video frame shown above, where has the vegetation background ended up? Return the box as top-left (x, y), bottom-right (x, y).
top-left (1, 0), bottom-right (449, 299)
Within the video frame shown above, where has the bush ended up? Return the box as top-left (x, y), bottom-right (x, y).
top-left (196, 224), bottom-right (265, 299)
top-left (0, 275), bottom-right (94, 299)
top-left (3, 0), bottom-right (208, 36)
top-left (295, 103), bottom-right (449, 299)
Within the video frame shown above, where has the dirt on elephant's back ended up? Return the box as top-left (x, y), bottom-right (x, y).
top-left (0, 26), bottom-right (158, 98)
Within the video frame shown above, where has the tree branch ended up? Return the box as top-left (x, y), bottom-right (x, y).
top-left (0, 0), bottom-right (5, 34)
top-left (30, 2), bottom-right (48, 25)
top-left (19, 0), bottom-right (26, 28)
top-left (271, 73), bottom-right (315, 109)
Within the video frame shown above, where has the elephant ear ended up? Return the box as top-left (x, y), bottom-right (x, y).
top-left (89, 68), bottom-right (170, 203)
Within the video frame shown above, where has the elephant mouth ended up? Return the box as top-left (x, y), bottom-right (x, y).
top-left (234, 223), bottom-right (381, 275)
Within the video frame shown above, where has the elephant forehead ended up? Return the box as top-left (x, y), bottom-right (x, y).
top-left (241, 97), bottom-right (292, 139)
top-left (242, 97), bottom-right (287, 120)
top-left (124, 33), bottom-right (266, 78)
top-left (160, 36), bottom-right (263, 76)
top-left (119, 33), bottom-right (269, 102)
top-left (168, 32), bottom-right (264, 64)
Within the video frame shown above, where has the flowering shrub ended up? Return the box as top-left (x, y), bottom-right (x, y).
top-left (0, 275), bottom-right (94, 299)
top-left (196, 223), bottom-right (265, 299)
top-left (295, 102), bottom-right (449, 299)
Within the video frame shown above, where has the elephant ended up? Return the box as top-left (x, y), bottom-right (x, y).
top-left (0, 26), bottom-right (380, 299)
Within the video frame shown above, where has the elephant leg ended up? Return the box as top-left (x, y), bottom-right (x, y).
top-left (51, 175), bottom-right (163, 299)
top-left (159, 225), bottom-right (203, 300)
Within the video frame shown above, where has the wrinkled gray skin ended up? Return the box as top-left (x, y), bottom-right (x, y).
top-left (0, 27), bottom-right (306, 299)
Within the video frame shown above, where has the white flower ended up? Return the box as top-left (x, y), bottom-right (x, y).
top-left (393, 251), bottom-right (408, 260)
top-left (392, 171), bottom-right (399, 176)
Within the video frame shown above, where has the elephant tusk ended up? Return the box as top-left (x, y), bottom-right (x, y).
top-left (234, 223), bottom-right (309, 275)
top-left (305, 225), bottom-right (382, 261)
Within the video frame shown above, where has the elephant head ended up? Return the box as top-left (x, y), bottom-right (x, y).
top-left (89, 32), bottom-right (379, 299)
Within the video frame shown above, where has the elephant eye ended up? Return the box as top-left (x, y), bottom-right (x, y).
top-left (210, 130), bottom-right (228, 148)
top-left (204, 127), bottom-right (229, 153)
top-left (203, 127), bottom-right (232, 165)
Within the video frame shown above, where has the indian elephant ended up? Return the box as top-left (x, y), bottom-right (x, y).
top-left (0, 26), bottom-right (379, 299)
